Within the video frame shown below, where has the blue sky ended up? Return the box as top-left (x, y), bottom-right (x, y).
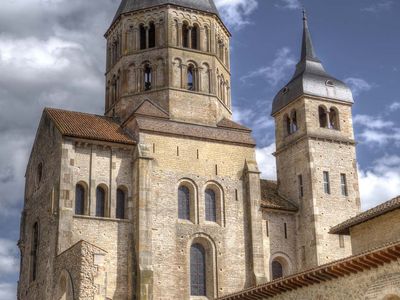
top-left (0, 0), bottom-right (399, 298)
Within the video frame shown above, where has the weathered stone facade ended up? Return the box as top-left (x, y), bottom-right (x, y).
top-left (18, 1), bottom-right (398, 300)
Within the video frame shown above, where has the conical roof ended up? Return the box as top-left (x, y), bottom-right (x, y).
top-left (112, 0), bottom-right (219, 23)
top-left (271, 11), bottom-right (353, 115)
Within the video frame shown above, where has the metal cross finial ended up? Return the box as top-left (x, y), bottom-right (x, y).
top-left (302, 8), bottom-right (307, 22)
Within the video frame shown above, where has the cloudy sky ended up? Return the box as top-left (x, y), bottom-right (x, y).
top-left (0, 0), bottom-right (399, 298)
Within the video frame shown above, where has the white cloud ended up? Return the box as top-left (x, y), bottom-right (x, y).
top-left (353, 114), bottom-right (394, 129)
top-left (275, 0), bottom-right (301, 10)
top-left (359, 155), bottom-right (400, 210)
top-left (240, 47), bottom-right (296, 86)
top-left (0, 283), bottom-right (17, 300)
top-left (353, 114), bottom-right (400, 147)
top-left (214, 0), bottom-right (258, 30)
top-left (388, 102), bottom-right (400, 112)
top-left (362, 0), bottom-right (394, 13)
top-left (0, 239), bottom-right (19, 275)
top-left (344, 77), bottom-right (372, 97)
top-left (256, 144), bottom-right (277, 180)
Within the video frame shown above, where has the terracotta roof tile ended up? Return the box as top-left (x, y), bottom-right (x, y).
top-left (330, 196), bottom-right (400, 235)
top-left (260, 180), bottom-right (298, 212)
top-left (45, 108), bottom-right (135, 145)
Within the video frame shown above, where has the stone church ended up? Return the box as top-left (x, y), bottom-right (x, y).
top-left (17, 0), bottom-right (400, 299)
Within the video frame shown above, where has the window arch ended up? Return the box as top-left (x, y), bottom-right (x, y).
top-left (187, 64), bottom-right (196, 91)
top-left (116, 188), bottom-right (126, 219)
top-left (149, 22), bottom-right (156, 48)
top-left (144, 64), bottom-right (152, 91)
top-left (191, 24), bottom-right (199, 50)
top-left (190, 243), bottom-right (206, 296)
top-left (178, 185), bottom-right (190, 220)
top-left (96, 186), bottom-right (106, 218)
top-left (182, 23), bottom-right (189, 48)
top-left (319, 106), bottom-right (328, 128)
top-left (271, 260), bottom-right (283, 280)
top-left (329, 107), bottom-right (339, 130)
top-left (284, 114), bottom-right (291, 135)
top-left (31, 222), bottom-right (39, 282)
top-left (205, 189), bottom-right (216, 222)
top-left (174, 20), bottom-right (179, 46)
top-left (139, 24), bottom-right (146, 50)
top-left (75, 183), bottom-right (86, 216)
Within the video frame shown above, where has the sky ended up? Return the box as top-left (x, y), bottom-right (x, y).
top-left (0, 0), bottom-right (399, 298)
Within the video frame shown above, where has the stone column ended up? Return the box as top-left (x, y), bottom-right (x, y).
top-left (177, 22), bottom-right (183, 47)
top-left (133, 144), bottom-right (154, 300)
top-left (244, 159), bottom-right (267, 286)
top-left (145, 26), bottom-right (150, 49)
top-left (188, 26), bottom-right (192, 49)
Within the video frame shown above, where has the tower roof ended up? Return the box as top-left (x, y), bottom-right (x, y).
top-left (112, 0), bottom-right (219, 24)
top-left (271, 11), bottom-right (353, 115)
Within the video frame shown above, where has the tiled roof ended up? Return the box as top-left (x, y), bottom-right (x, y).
top-left (260, 180), bottom-right (298, 212)
top-left (45, 108), bottom-right (135, 145)
top-left (131, 116), bottom-right (256, 147)
top-left (330, 196), bottom-right (400, 235)
top-left (217, 118), bottom-right (251, 132)
top-left (218, 240), bottom-right (400, 300)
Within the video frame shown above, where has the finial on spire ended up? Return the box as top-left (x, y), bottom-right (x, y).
top-left (300, 8), bottom-right (317, 61)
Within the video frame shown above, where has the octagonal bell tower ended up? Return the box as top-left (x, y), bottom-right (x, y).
top-left (105, 0), bottom-right (232, 126)
top-left (272, 12), bottom-right (361, 271)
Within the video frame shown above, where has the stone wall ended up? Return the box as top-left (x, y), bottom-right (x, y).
top-left (57, 140), bottom-right (135, 299)
top-left (350, 210), bottom-right (400, 254)
top-left (262, 211), bottom-right (297, 280)
top-left (18, 113), bottom-right (63, 300)
top-left (137, 131), bottom-right (266, 299)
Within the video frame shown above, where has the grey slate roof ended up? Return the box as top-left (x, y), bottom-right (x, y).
top-left (260, 180), bottom-right (298, 212)
top-left (113, 0), bottom-right (219, 23)
top-left (271, 11), bottom-right (353, 115)
top-left (330, 196), bottom-right (400, 235)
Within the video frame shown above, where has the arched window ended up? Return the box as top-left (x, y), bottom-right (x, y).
top-left (271, 260), bottom-right (283, 280)
top-left (291, 110), bottom-right (298, 133)
top-left (205, 189), bottom-right (217, 222)
top-left (149, 22), bottom-right (156, 48)
top-left (178, 186), bottom-right (190, 220)
top-left (187, 65), bottom-right (195, 91)
top-left (319, 106), bottom-right (328, 128)
top-left (116, 188), bottom-right (126, 219)
top-left (182, 23), bottom-right (189, 48)
top-left (144, 64), bottom-right (152, 91)
top-left (31, 222), bottom-right (39, 282)
top-left (96, 186), bottom-right (106, 218)
top-left (329, 108), bottom-right (339, 130)
top-left (140, 24), bottom-right (146, 50)
top-left (75, 184), bottom-right (85, 215)
top-left (191, 24), bottom-right (199, 50)
top-left (190, 244), bottom-right (206, 296)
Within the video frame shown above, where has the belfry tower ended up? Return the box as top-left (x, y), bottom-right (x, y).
top-left (272, 12), bottom-right (361, 271)
top-left (105, 0), bottom-right (232, 126)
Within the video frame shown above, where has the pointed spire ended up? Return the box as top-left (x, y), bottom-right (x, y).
top-left (300, 9), bottom-right (318, 62)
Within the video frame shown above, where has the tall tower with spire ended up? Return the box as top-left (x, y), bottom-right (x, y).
top-left (272, 11), bottom-right (361, 270)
